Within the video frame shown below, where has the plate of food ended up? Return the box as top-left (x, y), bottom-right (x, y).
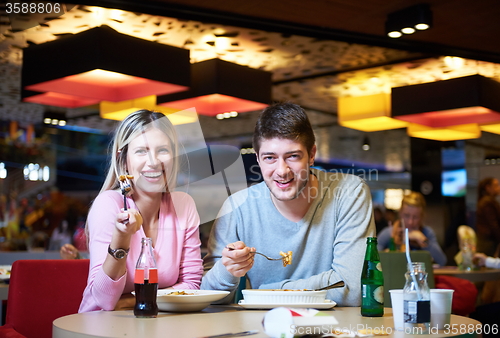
top-left (238, 299), bottom-right (336, 310)
top-left (134, 289), bottom-right (230, 312)
top-left (241, 289), bottom-right (328, 304)
top-left (0, 265), bottom-right (11, 281)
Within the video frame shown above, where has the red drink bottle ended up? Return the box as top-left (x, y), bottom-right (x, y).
top-left (134, 237), bottom-right (158, 318)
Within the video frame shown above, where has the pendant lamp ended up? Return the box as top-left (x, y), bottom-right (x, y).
top-left (157, 58), bottom-right (272, 116)
top-left (407, 123), bottom-right (481, 141)
top-left (392, 75), bottom-right (500, 127)
top-left (338, 93), bottom-right (409, 132)
top-left (21, 25), bottom-right (190, 108)
top-left (338, 93), bottom-right (408, 132)
top-left (99, 95), bottom-right (197, 125)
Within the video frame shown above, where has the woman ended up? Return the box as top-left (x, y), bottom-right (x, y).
top-left (79, 110), bottom-right (203, 312)
top-left (475, 177), bottom-right (500, 257)
top-left (377, 191), bottom-right (447, 266)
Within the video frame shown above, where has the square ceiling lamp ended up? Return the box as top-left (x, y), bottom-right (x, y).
top-left (157, 58), bottom-right (272, 117)
top-left (338, 93), bottom-right (409, 132)
top-left (386, 3), bottom-right (433, 38)
top-left (407, 123), bottom-right (481, 141)
top-left (392, 75), bottom-right (500, 128)
top-left (480, 123), bottom-right (500, 135)
top-left (100, 95), bottom-right (197, 125)
top-left (22, 25), bottom-right (190, 108)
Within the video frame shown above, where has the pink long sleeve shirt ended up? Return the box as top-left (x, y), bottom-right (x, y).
top-left (79, 190), bottom-right (203, 312)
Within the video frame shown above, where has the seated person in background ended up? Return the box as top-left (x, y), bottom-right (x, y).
top-left (79, 110), bottom-right (203, 313)
top-left (201, 102), bottom-right (376, 306)
top-left (475, 177), bottom-right (500, 257)
top-left (377, 191), bottom-right (447, 266)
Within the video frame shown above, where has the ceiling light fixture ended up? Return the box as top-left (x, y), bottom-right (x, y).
top-left (392, 75), bottom-right (500, 128)
top-left (22, 25), bottom-right (190, 108)
top-left (158, 58), bottom-right (272, 116)
top-left (386, 4), bottom-right (433, 39)
top-left (99, 95), bottom-right (198, 125)
top-left (338, 93), bottom-right (408, 132)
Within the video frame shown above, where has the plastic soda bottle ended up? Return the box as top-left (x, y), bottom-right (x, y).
top-left (134, 237), bottom-right (158, 318)
top-left (361, 237), bottom-right (384, 317)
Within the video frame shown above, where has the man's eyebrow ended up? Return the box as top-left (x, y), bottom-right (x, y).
top-left (260, 150), bottom-right (303, 156)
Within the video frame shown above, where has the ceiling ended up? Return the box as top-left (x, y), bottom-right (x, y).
top-left (83, 0), bottom-right (500, 62)
top-left (1, 0), bottom-right (500, 137)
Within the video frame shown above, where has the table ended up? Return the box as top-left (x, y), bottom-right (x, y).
top-left (434, 266), bottom-right (500, 283)
top-left (53, 306), bottom-right (482, 338)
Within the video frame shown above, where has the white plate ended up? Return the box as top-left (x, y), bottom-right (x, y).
top-left (132, 289), bottom-right (230, 312)
top-left (0, 265), bottom-right (11, 281)
top-left (238, 299), bottom-right (337, 310)
top-left (242, 289), bottom-right (327, 304)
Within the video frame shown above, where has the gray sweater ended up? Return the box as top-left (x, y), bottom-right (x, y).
top-left (201, 168), bottom-right (376, 306)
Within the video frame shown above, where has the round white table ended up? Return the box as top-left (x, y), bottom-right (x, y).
top-left (53, 306), bottom-right (483, 338)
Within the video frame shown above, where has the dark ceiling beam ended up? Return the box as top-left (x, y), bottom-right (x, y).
top-left (68, 0), bottom-right (500, 64)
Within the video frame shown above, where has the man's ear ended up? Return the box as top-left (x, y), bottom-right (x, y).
top-left (309, 145), bottom-right (317, 166)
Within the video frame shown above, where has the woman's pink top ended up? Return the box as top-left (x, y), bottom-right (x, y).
top-left (79, 190), bottom-right (203, 312)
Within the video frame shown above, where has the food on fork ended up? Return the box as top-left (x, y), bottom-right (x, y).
top-left (280, 251), bottom-right (293, 267)
top-left (118, 175), bottom-right (134, 194)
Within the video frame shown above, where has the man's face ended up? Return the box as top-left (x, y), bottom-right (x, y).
top-left (257, 137), bottom-right (315, 202)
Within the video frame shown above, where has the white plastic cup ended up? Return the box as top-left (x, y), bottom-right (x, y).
top-left (430, 289), bottom-right (454, 330)
top-left (389, 289), bottom-right (404, 331)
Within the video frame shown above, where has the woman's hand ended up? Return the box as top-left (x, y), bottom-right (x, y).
top-left (222, 241), bottom-right (255, 277)
top-left (114, 293), bottom-right (135, 310)
top-left (115, 208), bottom-right (143, 235)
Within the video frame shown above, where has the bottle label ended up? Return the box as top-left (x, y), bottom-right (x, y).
top-left (134, 268), bottom-right (158, 284)
top-left (404, 300), bottom-right (430, 323)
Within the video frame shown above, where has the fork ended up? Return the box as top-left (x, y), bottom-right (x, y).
top-left (226, 246), bottom-right (283, 261)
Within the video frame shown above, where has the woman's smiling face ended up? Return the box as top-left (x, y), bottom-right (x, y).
top-left (126, 127), bottom-right (173, 193)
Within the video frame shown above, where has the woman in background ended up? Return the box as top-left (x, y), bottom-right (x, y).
top-left (79, 110), bottom-right (203, 312)
top-left (475, 177), bottom-right (500, 257)
top-left (377, 191), bottom-right (447, 266)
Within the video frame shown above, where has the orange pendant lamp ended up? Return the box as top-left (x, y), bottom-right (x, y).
top-left (338, 93), bottom-right (409, 132)
top-left (22, 25), bottom-right (190, 108)
top-left (157, 58), bottom-right (272, 116)
top-left (392, 75), bottom-right (500, 128)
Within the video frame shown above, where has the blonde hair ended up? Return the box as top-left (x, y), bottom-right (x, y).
top-left (400, 191), bottom-right (426, 217)
top-left (100, 109), bottom-right (180, 194)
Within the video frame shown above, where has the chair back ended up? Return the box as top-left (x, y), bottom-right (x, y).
top-left (379, 251), bottom-right (435, 307)
top-left (5, 259), bottom-right (89, 338)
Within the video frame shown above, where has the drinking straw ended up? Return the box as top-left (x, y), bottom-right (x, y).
top-left (405, 227), bottom-right (422, 300)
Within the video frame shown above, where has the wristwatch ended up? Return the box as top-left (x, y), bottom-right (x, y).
top-left (108, 245), bottom-right (130, 259)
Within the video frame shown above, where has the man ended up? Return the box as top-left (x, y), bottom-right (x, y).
top-left (201, 102), bottom-right (375, 306)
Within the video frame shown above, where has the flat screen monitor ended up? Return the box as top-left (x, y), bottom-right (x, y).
top-left (442, 169), bottom-right (467, 197)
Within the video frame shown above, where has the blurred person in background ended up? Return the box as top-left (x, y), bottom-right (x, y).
top-left (475, 177), bottom-right (500, 257)
top-left (377, 191), bottom-right (447, 266)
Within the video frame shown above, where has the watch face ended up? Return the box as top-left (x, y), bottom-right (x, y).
top-left (115, 249), bottom-right (127, 259)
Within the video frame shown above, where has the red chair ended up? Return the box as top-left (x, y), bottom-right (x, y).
top-left (0, 259), bottom-right (89, 338)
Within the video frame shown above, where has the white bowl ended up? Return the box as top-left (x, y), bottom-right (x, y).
top-left (242, 289), bottom-right (327, 304)
top-left (155, 289), bottom-right (230, 312)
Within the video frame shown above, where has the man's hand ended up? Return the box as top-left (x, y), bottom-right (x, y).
top-left (408, 230), bottom-right (428, 248)
top-left (222, 241), bottom-right (255, 277)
